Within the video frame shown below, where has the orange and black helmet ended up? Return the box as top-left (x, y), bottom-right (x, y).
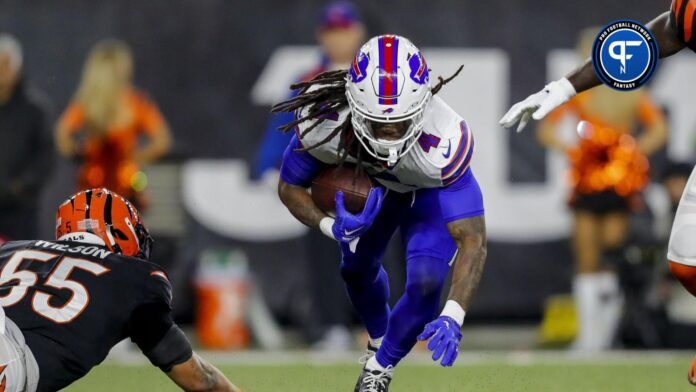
top-left (56, 188), bottom-right (153, 259)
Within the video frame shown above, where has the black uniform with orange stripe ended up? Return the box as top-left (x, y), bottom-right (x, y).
top-left (671, 0), bottom-right (696, 51)
top-left (0, 239), bottom-right (192, 392)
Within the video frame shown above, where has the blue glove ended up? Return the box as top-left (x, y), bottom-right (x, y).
top-left (332, 187), bottom-right (384, 243)
top-left (417, 315), bottom-right (462, 367)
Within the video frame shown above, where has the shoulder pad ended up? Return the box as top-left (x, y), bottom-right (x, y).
top-left (295, 106), bottom-right (348, 143)
top-left (417, 98), bottom-right (474, 178)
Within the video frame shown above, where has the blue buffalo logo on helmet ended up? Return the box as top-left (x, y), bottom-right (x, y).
top-left (408, 52), bottom-right (429, 85)
top-left (349, 51), bottom-right (369, 83)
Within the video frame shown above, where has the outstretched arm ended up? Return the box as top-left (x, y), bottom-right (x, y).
top-left (130, 275), bottom-right (240, 392)
top-left (130, 305), bottom-right (240, 391)
top-left (500, 11), bottom-right (685, 132)
top-left (566, 12), bottom-right (684, 94)
top-left (648, 11), bottom-right (685, 57)
top-left (167, 353), bottom-right (241, 392)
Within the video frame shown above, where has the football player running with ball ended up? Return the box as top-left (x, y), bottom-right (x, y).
top-left (0, 189), bottom-right (239, 392)
top-left (274, 35), bottom-right (486, 391)
top-left (499, 0), bottom-right (696, 385)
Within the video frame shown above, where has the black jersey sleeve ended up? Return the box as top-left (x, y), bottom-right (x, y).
top-left (129, 269), bottom-right (192, 371)
top-left (671, 0), bottom-right (696, 50)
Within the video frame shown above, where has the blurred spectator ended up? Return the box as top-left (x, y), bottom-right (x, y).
top-left (253, 1), bottom-right (366, 350)
top-left (537, 27), bottom-right (668, 351)
top-left (0, 33), bottom-right (53, 240)
top-left (252, 0), bottom-right (366, 180)
top-left (55, 40), bottom-right (171, 208)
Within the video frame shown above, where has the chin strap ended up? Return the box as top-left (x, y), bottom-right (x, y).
top-left (387, 148), bottom-right (398, 166)
top-left (105, 225), bottom-right (123, 254)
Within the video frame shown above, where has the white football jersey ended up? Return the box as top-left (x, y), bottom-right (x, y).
top-left (297, 95), bottom-right (474, 193)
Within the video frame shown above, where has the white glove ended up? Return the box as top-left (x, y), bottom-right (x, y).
top-left (499, 77), bottom-right (577, 133)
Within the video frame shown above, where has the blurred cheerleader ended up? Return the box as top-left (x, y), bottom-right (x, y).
top-left (56, 40), bottom-right (171, 208)
top-left (536, 28), bottom-right (667, 351)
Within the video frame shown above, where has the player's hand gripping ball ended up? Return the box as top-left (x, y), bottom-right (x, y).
top-left (418, 316), bottom-right (462, 367)
top-left (332, 187), bottom-right (384, 244)
top-left (311, 164), bottom-right (375, 214)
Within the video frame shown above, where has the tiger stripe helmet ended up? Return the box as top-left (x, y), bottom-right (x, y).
top-left (56, 188), bottom-right (153, 259)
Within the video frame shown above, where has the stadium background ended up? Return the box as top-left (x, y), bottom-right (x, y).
top-left (0, 0), bottom-right (685, 328)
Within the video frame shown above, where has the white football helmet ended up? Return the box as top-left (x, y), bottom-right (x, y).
top-left (346, 34), bottom-right (431, 166)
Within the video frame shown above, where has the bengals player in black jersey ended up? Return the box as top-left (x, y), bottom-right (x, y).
top-left (0, 188), bottom-right (240, 392)
top-left (499, 0), bottom-right (696, 386)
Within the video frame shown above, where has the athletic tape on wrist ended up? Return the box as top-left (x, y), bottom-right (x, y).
top-left (319, 217), bottom-right (336, 240)
top-left (557, 77), bottom-right (577, 97)
top-left (441, 300), bottom-right (466, 326)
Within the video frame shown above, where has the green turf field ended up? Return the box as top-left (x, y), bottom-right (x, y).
top-left (67, 359), bottom-right (694, 391)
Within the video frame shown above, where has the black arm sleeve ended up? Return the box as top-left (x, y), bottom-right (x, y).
top-left (129, 302), bottom-right (193, 371)
top-left (129, 269), bottom-right (191, 371)
top-left (144, 324), bottom-right (193, 372)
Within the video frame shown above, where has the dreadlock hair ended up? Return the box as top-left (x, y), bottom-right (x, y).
top-left (271, 64), bottom-right (464, 168)
top-left (271, 70), bottom-right (350, 153)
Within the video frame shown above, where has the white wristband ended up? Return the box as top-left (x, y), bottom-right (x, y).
top-left (555, 77), bottom-right (577, 98)
top-left (319, 217), bottom-right (336, 240)
top-left (441, 300), bottom-right (466, 326)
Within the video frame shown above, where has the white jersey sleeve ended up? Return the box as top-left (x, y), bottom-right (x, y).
top-left (415, 96), bottom-right (474, 187)
top-left (294, 104), bottom-right (347, 165)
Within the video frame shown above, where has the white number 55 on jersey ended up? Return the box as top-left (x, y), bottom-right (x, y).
top-left (0, 250), bottom-right (109, 323)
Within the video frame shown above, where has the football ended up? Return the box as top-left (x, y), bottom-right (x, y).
top-left (311, 164), bottom-right (374, 215)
